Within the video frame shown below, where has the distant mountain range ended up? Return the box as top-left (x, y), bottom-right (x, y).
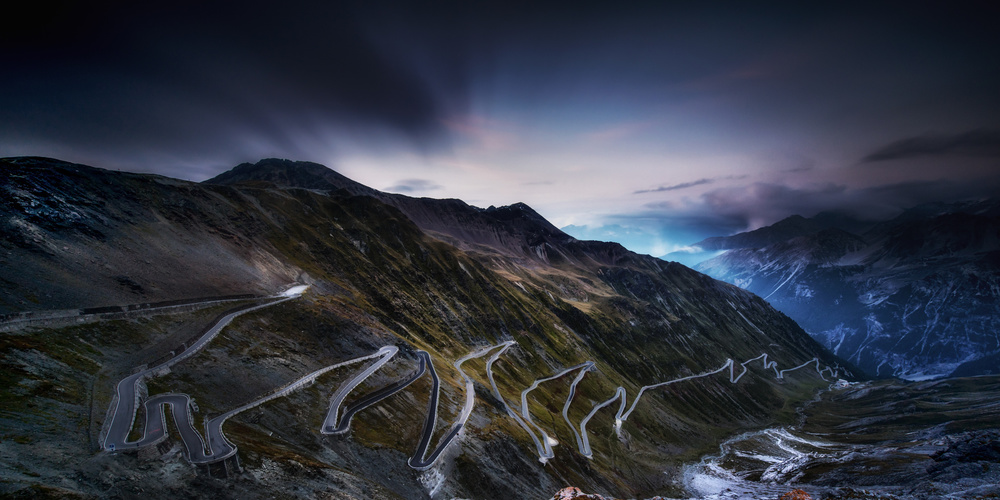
top-left (691, 199), bottom-right (1000, 379)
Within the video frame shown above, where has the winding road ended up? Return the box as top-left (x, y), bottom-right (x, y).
top-left (518, 362), bottom-right (595, 460)
top-left (481, 341), bottom-right (559, 462)
top-left (321, 346), bottom-right (403, 434)
top-left (578, 353), bottom-right (838, 457)
top-left (408, 349), bottom-right (445, 469)
top-left (103, 285), bottom-right (839, 469)
top-left (323, 350), bottom-right (428, 434)
top-left (408, 342), bottom-right (518, 470)
top-left (103, 289), bottom-right (306, 457)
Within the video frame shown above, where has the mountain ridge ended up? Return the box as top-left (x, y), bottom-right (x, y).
top-left (205, 158), bottom-right (599, 266)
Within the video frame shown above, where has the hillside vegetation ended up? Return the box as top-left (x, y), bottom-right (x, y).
top-left (1, 157), bottom-right (849, 499)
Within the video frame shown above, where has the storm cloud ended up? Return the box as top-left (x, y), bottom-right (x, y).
top-left (4, 1), bottom-right (1000, 257)
top-left (0, 1), bottom-right (468, 175)
top-left (863, 130), bottom-right (1000, 162)
top-left (688, 177), bottom-right (1000, 234)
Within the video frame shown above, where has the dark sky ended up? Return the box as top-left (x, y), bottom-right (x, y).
top-left (3, 1), bottom-right (999, 255)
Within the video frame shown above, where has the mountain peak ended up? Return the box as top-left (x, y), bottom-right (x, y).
top-left (204, 158), bottom-right (376, 196)
top-left (233, 158), bottom-right (330, 175)
top-left (484, 202), bottom-right (546, 221)
top-left (694, 214), bottom-right (829, 251)
top-left (204, 158), bottom-right (577, 262)
top-left (764, 214), bottom-right (825, 235)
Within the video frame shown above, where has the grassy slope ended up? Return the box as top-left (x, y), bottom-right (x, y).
top-left (1, 159), bottom-right (843, 498)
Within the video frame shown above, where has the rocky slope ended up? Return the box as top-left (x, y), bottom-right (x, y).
top-left (695, 201), bottom-right (1000, 379)
top-left (1, 157), bottom-right (849, 499)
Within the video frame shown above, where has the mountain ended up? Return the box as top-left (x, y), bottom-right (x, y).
top-left (689, 212), bottom-right (877, 253)
top-left (204, 158), bottom-right (380, 196)
top-left (694, 215), bottom-right (830, 252)
top-left (662, 212), bottom-right (875, 267)
top-left (1, 156), bottom-right (849, 499)
top-left (695, 200), bottom-right (1000, 379)
top-left (206, 158), bottom-right (582, 263)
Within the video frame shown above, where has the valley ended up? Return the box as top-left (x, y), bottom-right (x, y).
top-left (693, 375), bottom-right (1000, 499)
top-left (1, 157), bottom-right (996, 500)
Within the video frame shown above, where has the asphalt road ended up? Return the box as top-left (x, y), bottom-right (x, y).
top-left (518, 362), bottom-right (595, 459)
top-left (103, 287), bottom-right (305, 457)
top-left (141, 394), bottom-right (211, 460)
top-left (563, 362), bottom-right (596, 455)
top-left (408, 342), bottom-right (515, 470)
top-left (578, 354), bottom-right (838, 459)
top-left (325, 351), bottom-right (428, 434)
top-left (483, 341), bottom-right (556, 463)
top-left (407, 349), bottom-right (442, 470)
top-left (102, 293), bottom-right (840, 469)
top-left (321, 346), bottom-right (399, 434)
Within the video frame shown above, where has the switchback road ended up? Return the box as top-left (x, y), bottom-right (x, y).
top-left (103, 290), bottom-right (305, 455)
top-left (103, 288), bottom-right (839, 469)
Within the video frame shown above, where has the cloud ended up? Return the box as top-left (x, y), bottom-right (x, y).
top-left (625, 182), bottom-right (859, 239)
top-left (671, 245), bottom-right (704, 254)
top-left (634, 178), bottom-right (714, 194)
top-left (384, 179), bottom-right (442, 193)
top-left (701, 182), bottom-right (846, 210)
top-left (631, 175), bottom-right (1000, 242)
top-left (783, 165), bottom-right (814, 173)
top-left (0, 0), bottom-right (465, 177)
top-left (862, 129), bottom-right (1000, 162)
top-left (610, 209), bottom-right (751, 242)
top-left (561, 222), bottom-right (711, 258)
top-left (634, 174), bottom-right (750, 195)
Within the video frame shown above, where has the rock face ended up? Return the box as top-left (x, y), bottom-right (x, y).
top-left (695, 200), bottom-right (1000, 379)
top-left (1, 157), bottom-right (848, 499)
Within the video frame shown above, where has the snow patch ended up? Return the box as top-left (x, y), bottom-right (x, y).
top-left (794, 283), bottom-right (814, 298)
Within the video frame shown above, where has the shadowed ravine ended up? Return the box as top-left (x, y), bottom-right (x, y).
top-left (102, 288), bottom-right (841, 470)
